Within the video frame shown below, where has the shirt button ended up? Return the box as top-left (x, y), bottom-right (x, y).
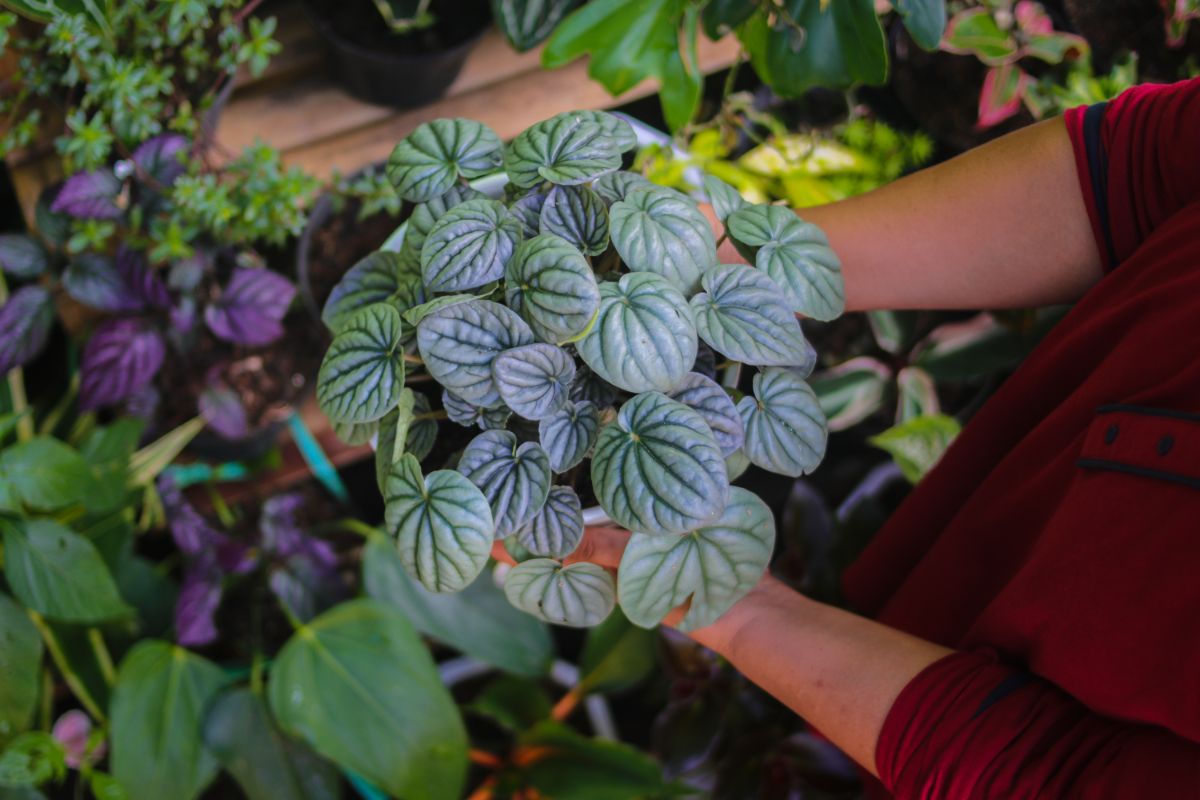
top-left (1104, 424), bottom-right (1119, 444)
top-left (1157, 435), bottom-right (1174, 456)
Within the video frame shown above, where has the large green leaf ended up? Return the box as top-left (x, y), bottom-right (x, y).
top-left (203, 689), bottom-right (341, 800)
top-left (3, 520), bottom-right (130, 624)
top-left (458, 430), bottom-right (552, 537)
top-left (540, 184), bottom-right (610, 256)
top-left (576, 609), bottom-right (657, 695)
top-left (399, 184), bottom-right (486, 267)
top-left (493, 343), bottom-right (575, 421)
top-left (505, 233), bottom-right (601, 345)
top-left (870, 413), bottom-right (961, 484)
top-left (737, 369), bottom-right (827, 477)
top-left (576, 272), bottom-right (697, 394)
top-left (609, 188), bottom-right (716, 295)
top-left (0, 437), bottom-right (97, 512)
top-left (321, 251), bottom-right (422, 333)
top-left (492, 0), bottom-right (578, 51)
top-left (727, 205), bottom-right (844, 320)
top-left (538, 400), bottom-right (600, 472)
top-left (364, 536), bottom-right (553, 676)
top-left (384, 454), bottom-right (494, 593)
top-left (618, 487), bottom-right (773, 632)
top-left (0, 593), bottom-right (41, 737)
top-left (417, 299), bottom-right (534, 407)
top-left (690, 264), bottom-right (812, 368)
top-left (504, 113), bottom-right (621, 188)
top-left (543, 0), bottom-right (702, 131)
top-left (504, 559), bottom-right (615, 627)
top-left (420, 199), bottom-right (523, 292)
top-left (702, 174), bottom-right (748, 225)
top-left (110, 641), bottom-right (231, 800)
top-left (316, 303), bottom-right (406, 424)
top-left (267, 600), bottom-right (467, 800)
top-left (665, 372), bottom-right (744, 457)
top-left (591, 392), bottom-right (728, 536)
top-left (515, 485), bottom-right (584, 559)
top-left (78, 418), bottom-right (142, 515)
top-left (895, 0), bottom-right (948, 50)
top-left (387, 119), bottom-right (503, 202)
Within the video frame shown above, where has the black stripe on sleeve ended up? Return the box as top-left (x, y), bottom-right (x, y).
top-left (1082, 101), bottom-right (1118, 268)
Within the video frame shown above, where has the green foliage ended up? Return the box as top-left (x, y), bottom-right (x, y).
top-left (0, 594), bottom-right (41, 738)
top-left (870, 413), bottom-right (962, 483)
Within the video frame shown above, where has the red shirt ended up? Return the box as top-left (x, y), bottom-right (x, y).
top-left (843, 77), bottom-right (1200, 798)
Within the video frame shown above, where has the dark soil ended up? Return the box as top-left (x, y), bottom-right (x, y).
top-left (304, 197), bottom-right (406, 315)
top-left (305, 0), bottom-right (490, 53)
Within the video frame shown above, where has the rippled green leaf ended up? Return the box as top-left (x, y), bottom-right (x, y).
top-left (400, 185), bottom-right (486, 266)
top-left (702, 174), bottom-right (748, 224)
top-left (691, 264), bottom-right (811, 367)
top-left (322, 251), bottom-right (424, 333)
top-left (420, 199), bottom-right (523, 292)
top-left (610, 188), bottom-right (716, 294)
top-left (515, 485), bottom-right (584, 559)
top-left (737, 368), bottom-right (827, 477)
top-left (387, 119), bottom-right (503, 202)
top-left (592, 171), bottom-right (654, 205)
top-left (510, 191), bottom-right (548, 237)
top-left (417, 300), bottom-right (534, 407)
top-left (504, 114), bottom-right (620, 188)
top-left (538, 400), bottom-right (600, 472)
top-left (665, 372), bottom-right (743, 456)
top-left (493, 343), bottom-right (575, 420)
top-left (504, 559), bottom-right (615, 627)
top-left (458, 430), bottom-right (552, 537)
top-left (317, 303), bottom-right (406, 424)
top-left (505, 233), bottom-right (601, 344)
top-left (540, 184), bottom-right (609, 256)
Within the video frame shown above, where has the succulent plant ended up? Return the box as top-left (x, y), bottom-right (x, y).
top-left (316, 111), bottom-right (844, 629)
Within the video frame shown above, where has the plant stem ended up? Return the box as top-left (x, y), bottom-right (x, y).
top-left (550, 687), bottom-right (582, 722)
top-left (413, 410), bottom-right (448, 422)
top-left (468, 749), bottom-right (503, 768)
top-left (336, 518), bottom-right (381, 540)
top-left (250, 652), bottom-right (265, 695)
top-left (464, 777), bottom-right (496, 800)
top-left (278, 599), bottom-right (305, 632)
top-left (28, 611), bottom-right (107, 724)
top-left (402, 353), bottom-right (424, 365)
top-left (88, 628), bottom-right (116, 687)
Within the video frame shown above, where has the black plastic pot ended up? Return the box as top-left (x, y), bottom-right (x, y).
top-left (303, 0), bottom-right (489, 108)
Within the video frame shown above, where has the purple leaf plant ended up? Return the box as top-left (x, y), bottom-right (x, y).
top-left (204, 267), bottom-right (297, 347)
top-left (0, 285), bottom-right (54, 374)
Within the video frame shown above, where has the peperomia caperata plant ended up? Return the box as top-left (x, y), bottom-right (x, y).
top-left (316, 111), bottom-right (843, 630)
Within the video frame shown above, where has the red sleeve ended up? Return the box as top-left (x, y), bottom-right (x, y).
top-left (876, 650), bottom-right (1200, 798)
top-left (1064, 76), bottom-right (1200, 272)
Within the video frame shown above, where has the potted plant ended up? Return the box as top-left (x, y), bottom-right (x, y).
top-left (315, 110), bottom-right (844, 630)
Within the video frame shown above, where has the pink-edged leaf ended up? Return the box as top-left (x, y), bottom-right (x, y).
top-left (79, 318), bottom-right (165, 409)
top-left (116, 246), bottom-right (171, 309)
top-left (175, 559), bottom-right (223, 647)
top-left (52, 710), bottom-right (104, 769)
top-left (942, 8), bottom-right (1019, 63)
top-left (976, 64), bottom-right (1030, 129)
top-left (63, 254), bottom-right (144, 312)
top-left (1014, 1), bottom-right (1053, 34)
top-left (1023, 31), bottom-right (1089, 63)
top-left (199, 382), bottom-right (248, 440)
top-left (204, 268), bottom-right (296, 346)
top-left (51, 169), bottom-right (123, 219)
top-left (1165, 0), bottom-right (1200, 46)
top-left (131, 134), bottom-right (189, 187)
top-left (0, 285), bottom-right (54, 373)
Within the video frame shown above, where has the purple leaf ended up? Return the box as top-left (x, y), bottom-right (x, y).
top-left (260, 493), bottom-right (313, 560)
top-left (199, 382), bottom-right (248, 440)
top-left (175, 559), bottom-right (223, 647)
top-left (123, 384), bottom-right (161, 421)
top-left (261, 493), bottom-right (342, 620)
top-left (116, 246), bottom-right (171, 309)
top-left (79, 318), bottom-right (165, 409)
top-left (0, 285), bottom-right (54, 374)
top-left (63, 254), bottom-right (144, 312)
top-left (132, 134), bottom-right (189, 187)
top-left (51, 169), bottom-right (123, 220)
top-left (158, 475), bottom-right (258, 571)
top-left (170, 297), bottom-right (198, 334)
top-left (0, 234), bottom-right (48, 279)
top-left (204, 268), bottom-right (296, 346)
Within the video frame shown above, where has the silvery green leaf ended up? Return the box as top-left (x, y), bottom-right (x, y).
top-left (558, 110), bottom-right (637, 152)
top-left (576, 272), bottom-right (697, 394)
top-left (400, 185), bottom-right (486, 266)
top-left (376, 390), bottom-right (417, 493)
top-left (538, 400), bottom-right (599, 472)
top-left (725, 448), bottom-right (750, 481)
top-left (591, 172), bottom-right (653, 205)
top-left (690, 264), bottom-right (811, 368)
top-left (417, 300), bottom-right (534, 407)
top-left (421, 199), bottom-right (523, 292)
top-left (443, 389), bottom-right (483, 426)
top-left (702, 174), bottom-right (748, 224)
top-left (493, 0), bottom-right (576, 52)
top-left (333, 418), bottom-right (379, 446)
top-left (458, 430), bottom-right (552, 536)
top-left (515, 485), bottom-right (584, 558)
top-left (610, 188), bottom-right (717, 295)
top-left (403, 294), bottom-right (476, 328)
top-left (479, 406), bottom-right (512, 431)
top-left (505, 233), bottom-right (601, 344)
top-left (591, 392), bottom-right (728, 536)
top-left (493, 343), bottom-right (575, 420)
top-left (737, 368), bottom-right (827, 477)
top-left (539, 184), bottom-right (609, 256)
top-left (322, 251), bottom-right (424, 332)
top-left (317, 303), bottom-right (406, 424)
top-left (727, 205), bottom-right (844, 321)
top-left (387, 119), bottom-right (503, 202)
top-left (569, 365), bottom-right (617, 408)
top-left (666, 372), bottom-right (744, 456)
top-left (407, 392), bottom-right (437, 461)
top-left (618, 487), bottom-right (773, 632)
top-left (510, 191), bottom-right (548, 237)
top-left (504, 559), bottom-right (615, 627)
top-left (384, 454), bottom-right (495, 592)
top-left (504, 115), bottom-right (620, 188)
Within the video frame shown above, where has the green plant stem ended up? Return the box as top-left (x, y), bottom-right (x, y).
top-left (278, 599), bottom-right (304, 632)
top-left (27, 610), bottom-right (108, 724)
top-left (413, 410), bottom-right (448, 422)
top-left (88, 628), bottom-right (116, 687)
top-left (403, 353), bottom-right (424, 365)
top-left (337, 518), bottom-right (381, 540)
top-left (250, 652), bottom-right (265, 695)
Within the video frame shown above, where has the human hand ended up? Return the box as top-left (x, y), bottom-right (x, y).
top-left (699, 202), bottom-right (750, 266)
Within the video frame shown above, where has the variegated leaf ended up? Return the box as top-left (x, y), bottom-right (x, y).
top-left (591, 172), bottom-right (654, 205)
top-left (504, 233), bottom-right (601, 344)
top-left (702, 174), bottom-right (748, 224)
top-left (504, 559), bottom-right (615, 627)
top-left (504, 115), bottom-right (620, 188)
top-left (492, 343), bottom-right (575, 420)
top-left (737, 368), bottom-right (827, 477)
top-left (538, 400), bottom-right (599, 472)
top-left (690, 264), bottom-right (812, 368)
top-left (458, 430), bottom-right (552, 537)
top-left (609, 188), bottom-right (717, 295)
top-left (666, 372), bottom-right (744, 456)
top-left (322, 251), bottom-right (424, 332)
top-left (421, 199), bottom-right (523, 292)
top-left (515, 485), bottom-right (584, 558)
top-left (387, 119), bottom-right (503, 202)
top-left (317, 303), bottom-right (406, 424)
top-left (399, 185), bottom-right (486, 266)
top-left (417, 300), bottom-right (534, 407)
top-left (539, 184), bottom-right (609, 256)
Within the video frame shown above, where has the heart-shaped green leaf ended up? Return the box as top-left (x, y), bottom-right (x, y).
top-left (387, 118), bottom-right (503, 202)
top-left (504, 114), bottom-right (620, 188)
top-left (618, 487), bottom-right (773, 632)
top-left (421, 199), bottom-right (523, 292)
top-left (609, 188), bottom-right (717, 295)
top-left (417, 300), bottom-right (534, 407)
top-left (322, 251), bottom-right (424, 333)
top-left (317, 303), bottom-right (406, 424)
top-left (576, 272), bottom-right (697, 394)
top-left (592, 171), bottom-right (654, 205)
top-left (505, 233), bottom-right (601, 344)
top-left (737, 368), bottom-right (827, 477)
top-left (458, 430), bottom-right (552, 537)
top-left (727, 205), bottom-right (844, 320)
top-left (560, 110), bottom-right (638, 152)
top-left (510, 191), bottom-right (548, 237)
top-left (504, 559), bottom-right (615, 627)
top-left (515, 485), bottom-right (584, 559)
top-left (691, 263), bottom-right (812, 367)
top-left (0, 593), bottom-right (40, 735)
top-left (384, 454), bottom-right (495, 593)
top-left (443, 390), bottom-right (513, 431)
top-left (592, 392), bottom-right (728, 535)
top-left (493, 343), bottom-right (575, 420)
top-left (666, 372), bottom-right (744, 457)
top-left (702, 174), bottom-right (748, 225)
top-left (538, 400), bottom-right (600, 472)
top-left (400, 184), bottom-right (486, 266)
top-left (540, 184), bottom-right (610, 256)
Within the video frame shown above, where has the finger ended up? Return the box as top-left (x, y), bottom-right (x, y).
top-left (563, 526), bottom-right (631, 569)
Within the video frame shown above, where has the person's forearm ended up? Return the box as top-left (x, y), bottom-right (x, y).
top-left (689, 576), bottom-right (953, 777)
top-left (716, 117), bottom-right (1103, 312)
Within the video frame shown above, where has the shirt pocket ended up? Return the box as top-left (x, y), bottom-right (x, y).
top-left (1076, 404), bottom-right (1200, 489)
